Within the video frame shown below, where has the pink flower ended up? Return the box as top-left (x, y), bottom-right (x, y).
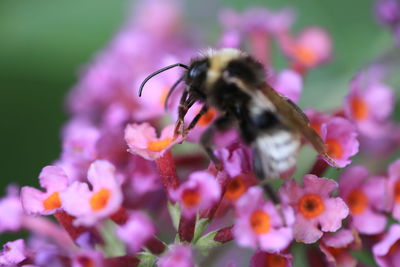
top-left (116, 212), bottom-right (155, 253)
top-left (125, 123), bottom-right (182, 160)
top-left (278, 27), bottom-right (332, 69)
top-left (279, 175), bottom-right (349, 243)
top-left (21, 166), bottom-right (69, 215)
top-left (157, 244), bottom-right (194, 267)
top-left (234, 187), bottom-right (294, 252)
top-left (0, 239), bottom-right (28, 266)
top-left (319, 229), bottom-right (360, 267)
top-left (61, 160), bottom-right (123, 226)
top-left (215, 143), bottom-right (252, 178)
top-left (0, 186), bottom-right (23, 232)
top-left (321, 117), bottom-right (359, 168)
top-left (305, 110), bottom-right (359, 167)
top-left (272, 70), bottom-right (303, 103)
top-left (304, 108), bottom-right (331, 137)
top-left (373, 224), bottom-right (400, 267)
top-left (269, 69), bottom-right (303, 104)
top-left (386, 159), bottom-right (400, 220)
top-left (172, 171), bottom-right (221, 218)
top-left (345, 71), bottom-right (395, 138)
top-left (339, 165), bottom-right (387, 235)
top-left (250, 250), bottom-right (292, 267)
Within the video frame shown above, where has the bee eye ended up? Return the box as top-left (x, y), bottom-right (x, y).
top-left (188, 61), bottom-right (209, 79)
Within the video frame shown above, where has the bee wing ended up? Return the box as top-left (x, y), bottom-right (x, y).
top-left (260, 83), bottom-right (338, 167)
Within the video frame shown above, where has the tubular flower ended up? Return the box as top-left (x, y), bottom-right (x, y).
top-left (373, 224), bottom-right (400, 267)
top-left (172, 171), bottom-right (221, 218)
top-left (21, 166), bottom-right (69, 215)
top-left (0, 239), bottom-right (28, 266)
top-left (157, 245), bottom-right (194, 267)
top-left (234, 186), bottom-right (294, 252)
top-left (345, 71), bottom-right (395, 138)
top-left (280, 175), bottom-right (349, 243)
top-left (387, 159), bottom-right (400, 220)
top-left (61, 160), bottom-right (123, 226)
top-left (319, 229), bottom-right (361, 267)
top-left (339, 165), bottom-right (387, 234)
top-left (125, 123), bottom-right (182, 160)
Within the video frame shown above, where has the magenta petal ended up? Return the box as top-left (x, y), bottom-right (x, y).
top-left (303, 175), bottom-right (337, 197)
top-left (293, 215), bottom-right (322, 243)
top-left (373, 224), bottom-right (400, 266)
top-left (352, 208), bottom-right (386, 235)
top-left (38, 166), bottom-right (69, 192)
top-left (259, 227), bottom-right (293, 252)
top-left (318, 198), bottom-right (349, 232)
top-left (339, 165), bottom-right (369, 198)
top-left (20, 187), bottom-right (46, 215)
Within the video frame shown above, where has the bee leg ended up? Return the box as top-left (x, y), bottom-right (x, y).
top-left (174, 89), bottom-right (189, 137)
top-left (252, 148), bottom-right (279, 204)
top-left (182, 104), bottom-right (209, 136)
top-left (200, 115), bottom-right (232, 170)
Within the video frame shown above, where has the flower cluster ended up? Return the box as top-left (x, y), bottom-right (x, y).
top-left (2, 0), bottom-right (400, 266)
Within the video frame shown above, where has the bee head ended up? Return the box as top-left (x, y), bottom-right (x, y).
top-left (185, 58), bottom-right (210, 100)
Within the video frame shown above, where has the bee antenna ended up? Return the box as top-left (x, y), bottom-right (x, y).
top-left (164, 75), bottom-right (185, 111)
top-left (138, 63), bottom-right (189, 97)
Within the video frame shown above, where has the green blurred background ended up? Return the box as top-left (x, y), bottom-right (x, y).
top-left (0, 0), bottom-right (393, 265)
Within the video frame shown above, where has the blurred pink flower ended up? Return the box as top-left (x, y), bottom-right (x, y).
top-left (0, 239), bottom-right (28, 266)
top-left (339, 165), bottom-right (387, 234)
top-left (172, 171), bottom-right (221, 218)
top-left (116, 212), bottom-right (155, 253)
top-left (319, 229), bottom-right (360, 267)
top-left (21, 166), bottom-right (69, 215)
top-left (269, 69), bottom-right (303, 103)
top-left (157, 244), bottom-right (194, 267)
top-left (125, 123), bottom-right (182, 160)
top-left (61, 160), bottom-right (123, 226)
top-left (234, 186), bottom-right (294, 252)
top-left (278, 27), bottom-right (332, 70)
top-left (373, 224), bottom-right (400, 267)
top-left (387, 159), bottom-right (400, 220)
top-left (0, 186), bottom-right (23, 232)
top-left (280, 175), bottom-right (349, 243)
top-left (345, 72), bottom-right (395, 138)
top-left (321, 117), bottom-right (359, 167)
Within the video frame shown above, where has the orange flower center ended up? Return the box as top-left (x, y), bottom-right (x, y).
top-left (325, 139), bottom-right (343, 159)
top-left (147, 138), bottom-right (173, 152)
top-left (198, 108), bottom-right (217, 126)
top-left (346, 189), bottom-right (368, 215)
top-left (351, 97), bottom-right (368, 121)
top-left (43, 192), bottom-right (62, 210)
top-left (394, 180), bottom-right (400, 203)
top-left (90, 188), bottom-right (111, 211)
top-left (294, 45), bottom-right (317, 66)
top-left (299, 194), bottom-right (325, 218)
top-left (264, 253), bottom-right (286, 267)
top-left (181, 188), bottom-right (201, 207)
top-left (250, 210), bottom-right (271, 234)
top-left (225, 175), bottom-right (247, 200)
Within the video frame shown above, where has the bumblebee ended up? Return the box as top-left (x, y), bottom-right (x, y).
top-left (139, 48), bottom-right (335, 190)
